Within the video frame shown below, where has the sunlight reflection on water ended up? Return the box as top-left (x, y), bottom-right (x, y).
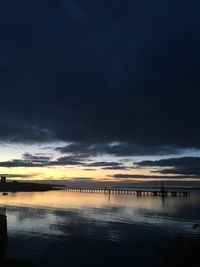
top-left (0, 190), bottom-right (199, 266)
top-left (0, 190), bottom-right (199, 238)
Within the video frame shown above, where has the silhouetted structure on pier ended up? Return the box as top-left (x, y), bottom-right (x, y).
top-left (0, 177), bottom-right (6, 184)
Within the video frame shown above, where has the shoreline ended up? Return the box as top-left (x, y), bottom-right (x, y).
top-left (0, 181), bottom-right (64, 192)
top-left (1, 181), bottom-right (200, 193)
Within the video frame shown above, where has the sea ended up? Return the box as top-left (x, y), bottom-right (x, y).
top-left (0, 189), bottom-right (199, 266)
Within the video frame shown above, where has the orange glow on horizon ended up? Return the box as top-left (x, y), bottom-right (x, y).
top-left (0, 165), bottom-right (198, 183)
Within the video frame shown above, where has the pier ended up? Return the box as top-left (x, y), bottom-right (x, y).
top-left (61, 187), bottom-right (190, 197)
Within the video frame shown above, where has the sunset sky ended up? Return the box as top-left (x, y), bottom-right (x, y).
top-left (0, 0), bottom-right (200, 185)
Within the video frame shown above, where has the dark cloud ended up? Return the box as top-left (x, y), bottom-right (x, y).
top-left (101, 166), bottom-right (129, 170)
top-left (155, 168), bottom-right (200, 176)
top-left (86, 161), bottom-right (121, 167)
top-left (135, 157), bottom-right (200, 176)
top-left (135, 157), bottom-right (200, 167)
top-left (0, 0), bottom-right (199, 155)
top-left (0, 159), bottom-right (42, 168)
top-left (56, 143), bottom-right (180, 157)
top-left (22, 153), bottom-right (51, 163)
top-left (0, 153), bottom-right (85, 167)
top-left (110, 174), bottom-right (199, 179)
top-left (53, 156), bottom-right (85, 166)
top-left (0, 153), bottom-right (128, 169)
top-left (83, 161), bottom-right (129, 170)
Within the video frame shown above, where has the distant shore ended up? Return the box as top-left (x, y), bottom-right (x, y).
top-left (0, 181), bottom-right (64, 192)
top-left (1, 181), bottom-right (200, 193)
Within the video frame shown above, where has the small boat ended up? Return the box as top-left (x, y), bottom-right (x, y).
top-left (2, 192), bottom-right (8, 196)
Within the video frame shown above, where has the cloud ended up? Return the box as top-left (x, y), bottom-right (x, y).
top-left (56, 143), bottom-right (180, 157)
top-left (101, 166), bottom-right (129, 170)
top-left (135, 157), bottom-right (200, 167)
top-left (22, 153), bottom-right (51, 163)
top-left (155, 168), bottom-right (200, 176)
top-left (52, 156), bottom-right (85, 166)
top-left (0, 153), bottom-right (85, 167)
top-left (0, 153), bottom-right (128, 169)
top-left (83, 161), bottom-right (130, 170)
top-left (135, 157), bottom-right (200, 176)
top-left (0, 159), bottom-right (42, 168)
top-left (0, 152), bottom-right (133, 173)
top-left (110, 174), bottom-right (199, 179)
top-left (0, 0), bottom-right (199, 155)
top-left (86, 161), bottom-right (122, 167)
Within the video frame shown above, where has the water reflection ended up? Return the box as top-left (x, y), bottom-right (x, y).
top-left (0, 208), bottom-right (7, 265)
top-left (0, 191), bottom-right (199, 266)
top-left (0, 207), bottom-right (35, 267)
top-left (1, 191), bottom-right (200, 238)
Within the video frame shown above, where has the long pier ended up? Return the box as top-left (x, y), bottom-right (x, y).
top-left (61, 187), bottom-right (190, 197)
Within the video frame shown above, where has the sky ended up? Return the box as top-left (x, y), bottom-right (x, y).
top-left (0, 0), bottom-right (200, 186)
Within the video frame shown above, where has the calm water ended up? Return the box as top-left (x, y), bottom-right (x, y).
top-left (0, 190), bottom-right (200, 266)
